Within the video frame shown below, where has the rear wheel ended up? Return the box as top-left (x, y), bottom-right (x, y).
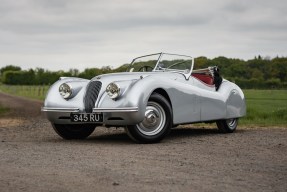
top-left (52, 124), bottom-right (96, 140)
top-left (125, 93), bottom-right (172, 143)
top-left (216, 118), bottom-right (238, 133)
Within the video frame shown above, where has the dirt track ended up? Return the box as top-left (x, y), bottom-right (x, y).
top-left (0, 92), bottom-right (286, 192)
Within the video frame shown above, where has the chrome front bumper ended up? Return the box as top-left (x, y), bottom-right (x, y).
top-left (41, 107), bottom-right (80, 113)
top-left (41, 107), bottom-right (142, 125)
top-left (93, 107), bottom-right (138, 113)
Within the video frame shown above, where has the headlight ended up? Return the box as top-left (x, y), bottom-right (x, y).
top-left (106, 83), bottom-right (121, 99)
top-left (59, 83), bottom-right (72, 99)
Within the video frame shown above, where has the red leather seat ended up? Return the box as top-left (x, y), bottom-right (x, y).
top-left (192, 73), bottom-right (214, 85)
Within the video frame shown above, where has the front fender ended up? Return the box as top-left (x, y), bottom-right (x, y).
top-left (96, 75), bottom-right (175, 123)
top-left (44, 77), bottom-right (89, 111)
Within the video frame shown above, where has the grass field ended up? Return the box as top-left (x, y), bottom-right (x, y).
top-left (241, 89), bottom-right (287, 126)
top-left (0, 84), bottom-right (50, 100)
top-left (0, 84), bottom-right (286, 127)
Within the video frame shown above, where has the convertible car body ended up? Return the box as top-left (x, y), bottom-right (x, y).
top-left (42, 53), bottom-right (246, 143)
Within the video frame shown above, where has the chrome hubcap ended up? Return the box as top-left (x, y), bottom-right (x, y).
top-left (137, 101), bottom-right (166, 136)
top-left (226, 118), bottom-right (237, 129)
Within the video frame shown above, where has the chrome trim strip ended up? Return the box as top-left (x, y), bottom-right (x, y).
top-left (41, 107), bottom-right (80, 113)
top-left (93, 107), bottom-right (139, 113)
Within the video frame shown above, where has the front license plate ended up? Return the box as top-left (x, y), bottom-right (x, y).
top-left (70, 113), bottom-right (103, 123)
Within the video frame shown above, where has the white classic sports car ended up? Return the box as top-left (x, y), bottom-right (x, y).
top-left (42, 53), bottom-right (246, 143)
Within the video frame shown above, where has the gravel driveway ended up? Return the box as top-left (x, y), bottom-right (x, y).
top-left (0, 92), bottom-right (286, 192)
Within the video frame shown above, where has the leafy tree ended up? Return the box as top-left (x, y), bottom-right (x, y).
top-left (113, 64), bottom-right (129, 72)
top-left (69, 69), bottom-right (79, 77)
top-left (0, 65), bottom-right (22, 81)
top-left (0, 65), bottom-right (21, 75)
top-left (78, 68), bottom-right (102, 79)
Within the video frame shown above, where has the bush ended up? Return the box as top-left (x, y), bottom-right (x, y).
top-left (266, 78), bottom-right (281, 88)
top-left (2, 70), bottom-right (35, 85)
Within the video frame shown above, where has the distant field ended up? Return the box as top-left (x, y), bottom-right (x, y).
top-left (0, 85), bottom-right (286, 126)
top-left (0, 85), bottom-right (49, 100)
top-left (241, 89), bottom-right (287, 126)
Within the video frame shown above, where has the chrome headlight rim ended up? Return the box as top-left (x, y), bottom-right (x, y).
top-left (106, 82), bottom-right (121, 99)
top-left (59, 83), bottom-right (73, 99)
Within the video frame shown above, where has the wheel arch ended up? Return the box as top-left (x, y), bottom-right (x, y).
top-left (151, 88), bottom-right (174, 124)
top-left (152, 88), bottom-right (172, 109)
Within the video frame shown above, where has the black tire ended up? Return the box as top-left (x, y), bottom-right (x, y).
top-left (125, 93), bottom-right (172, 143)
top-left (52, 124), bottom-right (96, 140)
top-left (216, 118), bottom-right (238, 133)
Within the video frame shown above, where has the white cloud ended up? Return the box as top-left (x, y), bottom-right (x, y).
top-left (0, 0), bottom-right (286, 71)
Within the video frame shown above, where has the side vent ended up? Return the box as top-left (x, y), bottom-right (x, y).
top-left (84, 81), bottom-right (102, 113)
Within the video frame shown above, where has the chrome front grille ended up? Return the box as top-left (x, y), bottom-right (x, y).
top-left (84, 81), bottom-right (102, 113)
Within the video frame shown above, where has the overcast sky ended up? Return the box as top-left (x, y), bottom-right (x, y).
top-left (0, 0), bottom-right (286, 71)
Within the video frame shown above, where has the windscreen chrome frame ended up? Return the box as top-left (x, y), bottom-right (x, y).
top-left (129, 52), bottom-right (194, 80)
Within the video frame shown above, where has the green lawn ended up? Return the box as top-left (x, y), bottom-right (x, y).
top-left (241, 89), bottom-right (287, 126)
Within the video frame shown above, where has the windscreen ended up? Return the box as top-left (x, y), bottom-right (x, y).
top-left (129, 54), bottom-right (161, 72)
top-left (129, 53), bottom-right (193, 75)
top-left (155, 54), bottom-right (193, 74)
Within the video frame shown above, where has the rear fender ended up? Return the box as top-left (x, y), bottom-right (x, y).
top-left (226, 86), bottom-right (246, 118)
top-left (217, 81), bottom-right (246, 118)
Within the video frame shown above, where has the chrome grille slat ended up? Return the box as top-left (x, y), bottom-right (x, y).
top-left (84, 81), bottom-right (102, 113)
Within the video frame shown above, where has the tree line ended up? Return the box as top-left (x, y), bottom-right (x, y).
top-left (0, 65), bottom-right (128, 86)
top-left (0, 56), bottom-right (286, 89)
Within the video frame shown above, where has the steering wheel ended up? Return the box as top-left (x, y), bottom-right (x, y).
top-left (138, 66), bottom-right (154, 72)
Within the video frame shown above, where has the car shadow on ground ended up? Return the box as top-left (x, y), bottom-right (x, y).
top-left (47, 127), bottom-right (246, 144)
top-left (169, 127), bottom-right (242, 139)
top-left (89, 132), bottom-right (132, 144)
top-left (170, 127), bottom-right (219, 137)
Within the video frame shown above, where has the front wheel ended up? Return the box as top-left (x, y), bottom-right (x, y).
top-left (52, 124), bottom-right (96, 140)
top-left (125, 93), bottom-right (172, 143)
top-left (216, 118), bottom-right (238, 133)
